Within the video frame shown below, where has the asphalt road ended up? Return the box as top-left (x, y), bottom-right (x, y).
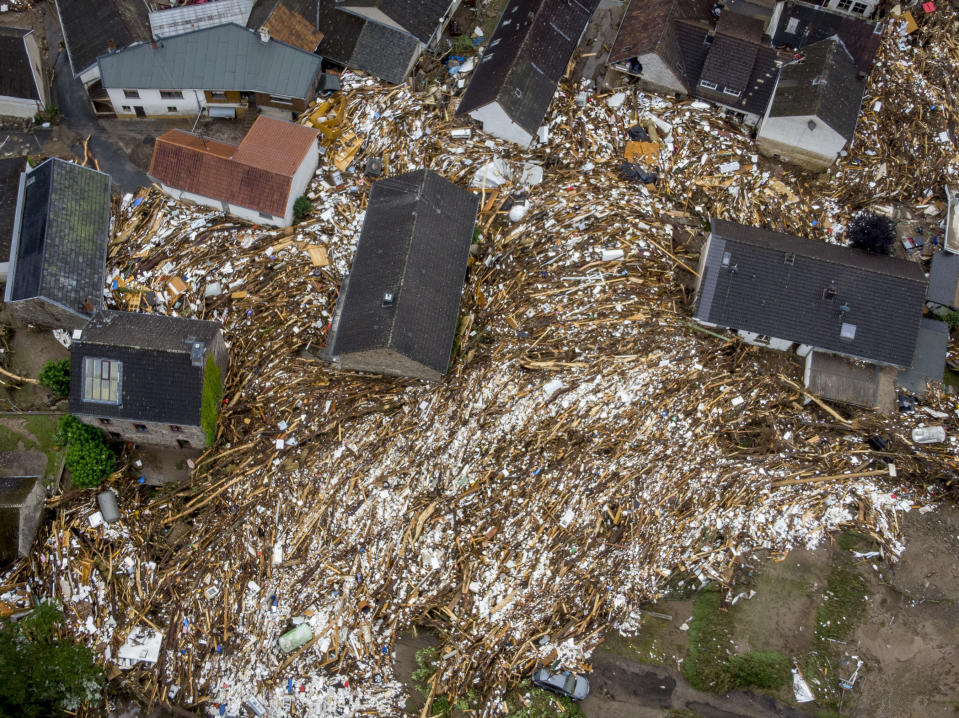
top-left (52, 50), bottom-right (151, 193)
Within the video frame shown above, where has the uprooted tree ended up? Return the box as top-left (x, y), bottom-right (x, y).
top-left (846, 211), bottom-right (896, 255)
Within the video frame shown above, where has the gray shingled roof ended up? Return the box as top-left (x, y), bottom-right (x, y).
top-left (348, 20), bottom-right (421, 85)
top-left (329, 170), bottom-right (478, 376)
top-left (6, 159), bottom-right (111, 316)
top-left (695, 218), bottom-right (927, 367)
top-left (773, 0), bottom-right (881, 75)
top-left (55, 0), bottom-right (151, 76)
top-left (897, 317), bottom-right (949, 395)
top-left (338, 0), bottom-right (452, 43)
top-left (456, 0), bottom-right (600, 136)
top-left (97, 23), bottom-right (322, 98)
top-left (767, 37), bottom-right (864, 142)
top-left (927, 249), bottom-right (959, 310)
top-left (69, 311), bottom-right (222, 425)
top-left (79, 310), bottom-right (222, 352)
top-left (0, 28), bottom-right (39, 101)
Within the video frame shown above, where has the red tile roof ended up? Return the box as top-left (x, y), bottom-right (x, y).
top-left (149, 117), bottom-right (318, 218)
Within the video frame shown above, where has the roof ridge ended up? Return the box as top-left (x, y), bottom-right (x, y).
top-left (384, 169), bottom-right (429, 350)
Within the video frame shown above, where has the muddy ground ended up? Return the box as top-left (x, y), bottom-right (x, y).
top-left (395, 503), bottom-right (959, 717)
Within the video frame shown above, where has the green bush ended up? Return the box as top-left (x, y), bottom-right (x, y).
top-left (684, 585), bottom-right (734, 693)
top-left (293, 195), bottom-right (313, 223)
top-left (0, 601), bottom-right (103, 717)
top-left (38, 359), bottom-right (70, 398)
top-left (451, 34), bottom-right (476, 56)
top-left (53, 415), bottom-right (115, 489)
top-left (726, 651), bottom-right (791, 690)
top-left (942, 310), bottom-right (959, 329)
top-left (201, 355), bottom-right (223, 447)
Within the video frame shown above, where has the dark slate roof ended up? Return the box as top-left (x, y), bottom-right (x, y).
top-left (0, 28), bottom-right (39, 101)
top-left (248, 0), bottom-right (319, 30)
top-left (674, 18), bottom-right (781, 115)
top-left (69, 310), bottom-right (222, 425)
top-left (897, 317), bottom-right (949, 395)
top-left (456, 0), bottom-right (600, 136)
top-left (330, 170), bottom-right (478, 376)
top-left (0, 157), bottom-right (27, 265)
top-left (767, 37), bottom-right (864, 141)
top-left (699, 33), bottom-right (760, 93)
top-left (338, 0), bottom-right (452, 43)
top-left (609, 0), bottom-right (712, 64)
top-left (77, 310), bottom-right (221, 352)
top-left (927, 250), bottom-right (959, 310)
top-left (695, 219), bottom-right (927, 367)
top-left (348, 19), bottom-right (421, 85)
top-left (773, 0), bottom-right (881, 75)
top-left (315, 2), bottom-right (366, 68)
top-left (7, 159), bottom-right (111, 317)
top-left (56, 0), bottom-right (151, 76)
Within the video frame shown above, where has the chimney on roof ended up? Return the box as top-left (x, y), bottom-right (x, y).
top-left (258, 28), bottom-right (270, 44)
top-left (107, 39), bottom-right (116, 53)
top-left (151, 40), bottom-right (158, 50)
top-left (189, 341), bottom-right (206, 367)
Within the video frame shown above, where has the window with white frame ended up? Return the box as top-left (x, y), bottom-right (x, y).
top-left (722, 87), bottom-right (741, 98)
top-left (83, 358), bottom-right (121, 404)
top-left (851, 1), bottom-right (868, 12)
top-left (699, 79), bottom-right (718, 90)
top-left (836, 0), bottom-right (852, 10)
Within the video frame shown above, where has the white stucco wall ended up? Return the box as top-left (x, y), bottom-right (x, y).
top-left (469, 102), bottom-right (533, 147)
top-left (22, 32), bottom-right (49, 109)
top-left (107, 87), bottom-right (203, 117)
top-left (0, 96), bottom-right (42, 118)
top-left (79, 64), bottom-right (100, 87)
top-left (158, 183), bottom-right (285, 228)
top-left (757, 114), bottom-right (846, 169)
top-left (636, 53), bottom-right (685, 94)
top-left (282, 142), bottom-right (319, 225)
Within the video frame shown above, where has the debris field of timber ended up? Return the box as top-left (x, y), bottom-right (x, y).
top-left (3, 8), bottom-right (959, 717)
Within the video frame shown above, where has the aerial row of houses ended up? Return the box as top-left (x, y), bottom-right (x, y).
top-left (0, 0), bottom-right (870, 171)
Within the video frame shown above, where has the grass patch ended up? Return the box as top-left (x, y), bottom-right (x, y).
top-left (684, 586), bottom-right (734, 693)
top-left (814, 566), bottom-right (867, 643)
top-left (685, 586), bottom-right (791, 694)
top-left (802, 564), bottom-right (869, 708)
top-left (0, 416), bottom-right (64, 483)
top-left (837, 530), bottom-right (875, 553)
top-left (25, 415), bottom-right (61, 478)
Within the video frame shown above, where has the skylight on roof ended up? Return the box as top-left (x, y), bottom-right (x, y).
top-left (840, 322), bottom-right (857, 340)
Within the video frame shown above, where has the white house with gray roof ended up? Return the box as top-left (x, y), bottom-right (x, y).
top-left (97, 22), bottom-right (324, 120)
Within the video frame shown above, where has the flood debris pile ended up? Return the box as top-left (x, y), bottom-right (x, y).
top-left (3, 10), bottom-right (959, 715)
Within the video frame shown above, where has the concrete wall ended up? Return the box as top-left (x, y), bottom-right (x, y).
top-left (77, 414), bottom-right (205, 449)
top-left (17, 478), bottom-right (44, 557)
top-left (736, 330), bottom-right (794, 351)
top-left (757, 114), bottom-right (846, 172)
top-left (336, 347), bottom-right (442, 381)
top-left (469, 102), bottom-right (533, 147)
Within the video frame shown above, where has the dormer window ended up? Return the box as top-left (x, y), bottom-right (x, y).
top-left (699, 79), bottom-right (718, 90)
top-left (83, 358), bottom-right (121, 404)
